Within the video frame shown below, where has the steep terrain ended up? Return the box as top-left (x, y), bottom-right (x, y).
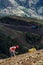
top-left (0, 49), bottom-right (43, 65)
top-left (0, 22), bottom-right (33, 48)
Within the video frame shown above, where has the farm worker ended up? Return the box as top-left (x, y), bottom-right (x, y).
top-left (9, 45), bottom-right (19, 57)
top-left (28, 48), bottom-right (36, 53)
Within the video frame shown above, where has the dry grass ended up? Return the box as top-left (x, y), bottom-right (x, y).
top-left (0, 50), bottom-right (43, 65)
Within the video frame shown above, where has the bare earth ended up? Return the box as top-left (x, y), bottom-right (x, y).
top-left (0, 50), bottom-right (43, 65)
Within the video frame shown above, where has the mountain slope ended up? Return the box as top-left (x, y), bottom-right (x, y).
top-left (0, 49), bottom-right (43, 65)
top-left (0, 0), bottom-right (43, 20)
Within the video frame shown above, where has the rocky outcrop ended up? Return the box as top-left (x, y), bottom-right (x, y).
top-left (0, 0), bottom-right (43, 20)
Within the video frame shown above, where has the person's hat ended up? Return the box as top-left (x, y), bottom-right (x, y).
top-left (16, 45), bottom-right (19, 48)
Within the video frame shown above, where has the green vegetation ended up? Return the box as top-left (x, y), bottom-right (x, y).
top-left (34, 44), bottom-right (43, 50)
top-left (25, 32), bottom-right (43, 50)
top-left (0, 30), bottom-right (43, 58)
top-left (26, 32), bottom-right (41, 43)
top-left (0, 31), bottom-right (28, 57)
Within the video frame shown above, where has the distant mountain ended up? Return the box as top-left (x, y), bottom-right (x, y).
top-left (0, 0), bottom-right (43, 20)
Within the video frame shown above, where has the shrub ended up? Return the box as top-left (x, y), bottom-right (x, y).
top-left (26, 32), bottom-right (41, 43)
